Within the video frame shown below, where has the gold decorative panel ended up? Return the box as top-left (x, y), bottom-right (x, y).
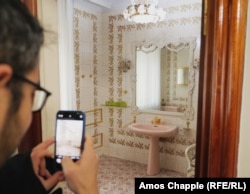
top-left (85, 108), bottom-right (103, 127)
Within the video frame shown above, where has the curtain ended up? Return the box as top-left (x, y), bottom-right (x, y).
top-left (57, 0), bottom-right (76, 109)
top-left (136, 48), bottom-right (161, 110)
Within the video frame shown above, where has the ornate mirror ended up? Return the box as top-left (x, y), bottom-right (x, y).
top-left (132, 37), bottom-right (197, 121)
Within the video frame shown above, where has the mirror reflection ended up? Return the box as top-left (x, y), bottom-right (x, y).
top-left (135, 38), bottom-right (196, 115)
top-left (136, 45), bottom-right (161, 111)
top-left (177, 67), bottom-right (189, 86)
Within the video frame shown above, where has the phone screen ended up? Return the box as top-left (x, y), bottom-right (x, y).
top-left (54, 110), bottom-right (85, 170)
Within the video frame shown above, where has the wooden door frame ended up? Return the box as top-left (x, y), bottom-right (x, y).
top-left (196, 0), bottom-right (248, 177)
top-left (18, 0), bottom-right (42, 153)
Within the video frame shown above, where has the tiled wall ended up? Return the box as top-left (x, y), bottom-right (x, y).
top-left (73, 0), bottom-right (201, 174)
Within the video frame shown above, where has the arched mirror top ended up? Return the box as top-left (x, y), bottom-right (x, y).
top-left (131, 37), bottom-right (197, 120)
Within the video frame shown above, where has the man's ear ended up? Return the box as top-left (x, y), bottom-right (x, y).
top-left (0, 64), bottom-right (13, 87)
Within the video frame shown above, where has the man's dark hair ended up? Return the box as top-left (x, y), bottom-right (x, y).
top-left (0, 0), bottom-right (44, 111)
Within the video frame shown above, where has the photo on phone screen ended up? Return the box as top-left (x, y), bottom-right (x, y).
top-left (54, 110), bottom-right (85, 170)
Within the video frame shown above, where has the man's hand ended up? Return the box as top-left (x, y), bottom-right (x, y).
top-left (62, 135), bottom-right (99, 194)
top-left (31, 138), bottom-right (64, 191)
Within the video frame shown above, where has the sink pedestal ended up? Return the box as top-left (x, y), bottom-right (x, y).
top-left (128, 123), bottom-right (177, 176)
top-left (147, 136), bottom-right (160, 175)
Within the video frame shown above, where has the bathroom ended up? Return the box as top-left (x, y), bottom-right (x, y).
top-left (23, 0), bottom-right (250, 193)
top-left (41, 0), bottom-right (199, 176)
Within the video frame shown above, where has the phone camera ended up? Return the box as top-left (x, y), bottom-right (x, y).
top-left (56, 158), bottom-right (62, 164)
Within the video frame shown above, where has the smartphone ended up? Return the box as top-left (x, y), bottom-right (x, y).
top-left (54, 110), bottom-right (86, 170)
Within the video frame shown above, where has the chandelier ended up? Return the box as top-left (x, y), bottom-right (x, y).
top-left (123, 0), bottom-right (166, 24)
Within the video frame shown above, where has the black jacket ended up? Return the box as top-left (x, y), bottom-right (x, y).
top-left (0, 152), bottom-right (62, 194)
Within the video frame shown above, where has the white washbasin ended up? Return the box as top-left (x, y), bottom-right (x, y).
top-left (128, 123), bottom-right (177, 137)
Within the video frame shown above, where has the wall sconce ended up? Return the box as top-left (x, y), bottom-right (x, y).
top-left (119, 60), bottom-right (131, 73)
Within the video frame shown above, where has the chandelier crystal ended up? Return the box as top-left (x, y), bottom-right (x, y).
top-left (123, 0), bottom-right (166, 24)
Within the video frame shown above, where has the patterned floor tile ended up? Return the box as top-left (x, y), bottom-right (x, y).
top-left (62, 155), bottom-right (185, 194)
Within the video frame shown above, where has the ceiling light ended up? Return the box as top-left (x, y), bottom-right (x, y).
top-left (123, 0), bottom-right (166, 24)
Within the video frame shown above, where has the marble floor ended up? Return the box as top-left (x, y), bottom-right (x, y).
top-left (61, 155), bottom-right (186, 194)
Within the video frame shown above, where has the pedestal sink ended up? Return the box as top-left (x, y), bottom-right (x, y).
top-left (128, 123), bottom-right (178, 175)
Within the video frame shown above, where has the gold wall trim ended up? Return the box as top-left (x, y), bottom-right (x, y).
top-left (85, 108), bottom-right (103, 127)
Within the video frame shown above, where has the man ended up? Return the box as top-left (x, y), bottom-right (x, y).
top-left (0, 0), bottom-right (99, 193)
